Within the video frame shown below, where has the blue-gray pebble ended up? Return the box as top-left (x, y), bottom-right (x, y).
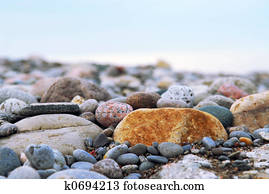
top-left (73, 149), bottom-right (97, 164)
top-left (139, 161), bottom-right (155, 171)
top-left (229, 131), bottom-right (252, 139)
top-left (158, 142), bottom-right (183, 158)
top-left (0, 147), bottom-right (21, 176)
top-left (128, 143), bottom-right (147, 155)
top-left (223, 137), bottom-right (239, 148)
top-left (147, 155), bottom-right (168, 164)
top-left (147, 146), bottom-right (159, 155)
top-left (116, 153), bottom-right (139, 165)
top-left (71, 161), bottom-right (94, 170)
top-left (202, 137), bottom-right (216, 150)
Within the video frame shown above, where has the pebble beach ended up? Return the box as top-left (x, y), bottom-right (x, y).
top-left (1, 57), bottom-right (269, 179)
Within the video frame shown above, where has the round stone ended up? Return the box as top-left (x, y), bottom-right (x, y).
top-left (0, 88), bottom-right (37, 104)
top-left (95, 102), bottom-right (133, 127)
top-left (121, 165), bottom-right (138, 174)
top-left (123, 173), bottom-right (141, 179)
top-left (8, 166), bottom-right (40, 179)
top-left (201, 137), bottom-right (216, 150)
top-left (0, 147), bottom-right (21, 176)
top-left (139, 161), bottom-right (155, 171)
top-left (53, 149), bottom-right (66, 171)
top-left (25, 144), bottom-right (55, 170)
top-left (126, 92), bottom-right (160, 109)
top-left (104, 144), bottom-right (129, 160)
top-left (73, 149), bottom-right (97, 164)
top-left (71, 162), bottom-right (94, 170)
top-left (116, 153), bottom-right (139, 165)
top-left (0, 122), bottom-right (18, 137)
top-left (37, 169), bottom-right (57, 179)
top-left (0, 98), bottom-right (27, 114)
top-left (223, 137), bottom-right (239, 148)
top-left (93, 133), bottom-right (111, 148)
top-left (48, 169), bottom-right (108, 179)
top-left (229, 131), bottom-right (252, 139)
top-left (147, 155), bottom-right (168, 164)
top-left (158, 142), bottom-right (184, 158)
top-left (147, 146), bottom-right (159, 155)
top-left (161, 85), bottom-right (194, 107)
top-left (128, 143), bottom-right (147, 155)
top-left (79, 99), bottom-right (98, 113)
top-left (157, 98), bottom-right (189, 108)
top-left (92, 159), bottom-right (123, 179)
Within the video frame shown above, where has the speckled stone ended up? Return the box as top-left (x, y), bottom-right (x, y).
top-left (25, 144), bottom-right (55, 170)
top-left (73, 149), bottom-right (97, 164)
top-left (128, 143), bottom-right (147, 155)
top-left (116, 153), bottom-right (139, 165)
top-left (121, 164), bottom-right (138, 174)
top-left (158, 142), bottom-right (184, 158)
top-left (104, 144), bottom-right (128, 160)
top-left (48, 169), bottom-right (108, 179)
top-left (71, 162), bottom-right (94, 170)
top-left (95, 102), bottom-right (133, 127)
top-left (92, 159), bottom-right (123, 179)
top-left (0, 147), bottom-right (21, 176)
top-left (0, 98), bottom-right (27, 114)
top-left (8, 166), bottom-right (40, 179)
top-left (147, 155), bottom-right (168, 164)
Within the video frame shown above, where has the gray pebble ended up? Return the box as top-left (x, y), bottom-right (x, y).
top-left (212, 147), bottom-right (233, 155)
top-left (37, 169), bottom-right (57, 179)
top-left (8, 166), bottom-right (40, 179)
top-left (124, 173), bottom-right (141, 179)
top-left (139, 161), bottom-right (155, 171)
top-left (229, 131), bottom-right (252, 139)
top-left (182, 144), bottom-right (192, 151)
top-left (123, 141), bottom-right (131, 147)
top-left (71, 162), bottom-right (94, 170)
top-left (0, 122), bottom-right (18, 137)
top-left (158, 142), bottom-right (183, 158)
top-left (218, 155), bottom-right (230, 161)
top-left (223, 137), bottom-right (239, 147)
top-left (48, 169), bottom-right (108, 179)
top-left (252, 128), bottom-right (269, 139)
top-left (202, 137), bottom-right (216, 150)
top-left (25, 144), bottom-right (55, 170)
top-left (73, 149), bottom-right (97, 164)
top-left (0, 147), bottom-right (21, 176)
top-left (91, 159), bottom-right (123, 179)
top-left (116, 153), bottom-right (139, 165)
top-left (53, 149), bottom-right (66, 171)
top-left (147, 155), bottom-right (168, 164)
top-left (65, 155), bottom-right (76, 166)
top-left (104, 144), bottom-right (128, 160)
top-left (93, 133), bottom-right (111, 148)
top-left (79, 99), bottom-right (98, 113)
top-left (152, 142), bottom-right (159, 149)
top-left (128, 143), bottom-right (147, 155)
top-left (147, 146), bottom-right (159, 155)
top-left (121, 165), bottom-right (138, 174)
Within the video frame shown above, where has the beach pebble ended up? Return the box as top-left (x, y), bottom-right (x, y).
top-left (202, 137), bottom-right (216, 150)
top-left (124, 173), bottom-right (141, 179)
top-left (93, 133), bottom-right (111, 148)
top-left (95, 101), bottom-right (133, 127)
top-left (25, 144), bottom-right (55, 170)
top-left (158, 142), bottom-right (183, 158)
top-left (157, 98), bottom-right (189, 108)
top-left (37, 169), bottom-right (57, 179)
top-left (0, 98), bottom-right (27, 114)
top-left (0, 122), bottom-right (18, 137)
top-left (239, 137), bottom-right (253, 145)
top-left (48, 169), bottom-right (108, 179)
top-left (126, 92), bottom-right (160, 109)
top-left (80, 112), bottom-right (96, 122)
top-left (258, 131), bottom-right (269, 141)
top-left (79, 99), bottom-right (98, 113)
top-left (139, 161), bottom-right (155, 171)
top-left (252, 128), bottom-right (269, 139)
top-left (92, 159), bottom-right (123, 179)
top-left (223, 137), bottom-right (239, 147)
top-left (147, 155), bottom-right (168, 164)
top-left (182, 144), bottom-right (192, 152)
top-left (0, 147), bottom-right (21, 176)
top-left (199, 95), bottom-right (235, 109)
top-left (116, 153), bottom-right (139, 165)
top-left (53, 149), bottom-right (66, 171)
top-left (147, 146), bottom-right (159, 155)
top-left (218, 83), bottom-right (248, 99)
top-left (104, 144), bottom-right (128, 160)
top-left (0, 88), bottom-right (37, 104)
top-left (218, 155), bottom-right (230, 161)
top-left (73, 149), bottom-right (97, 164)
top-left (212, 147), bottom-right (233, 155)
top-left (8, 166), bottom-right (40, 179)
top-left (128, 143), bottom-right (147, 155)
top-left (71, 162), bottom-right (94, 170)
top-left (229, 131), bottom-right (252, 140)
top-left (232, 160), bottom-right (251, 171)
top-left (121, 165), bottom-right (138, 174)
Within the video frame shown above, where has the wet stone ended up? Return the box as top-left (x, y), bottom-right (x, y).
top-left (147, 155), bottom-right (168, 164)
top-left (128, 143), bottom-right (147, 155)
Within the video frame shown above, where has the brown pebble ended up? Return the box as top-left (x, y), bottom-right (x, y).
top-left (103, 128), bottom-right (114, 137)
top-left (239, 137), bottom-right (253, 145)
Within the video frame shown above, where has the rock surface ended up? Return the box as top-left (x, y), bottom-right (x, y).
top-left (113, 108), bottom-right (228, 146)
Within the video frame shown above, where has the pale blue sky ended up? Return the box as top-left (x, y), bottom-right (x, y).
top-left (0, 0), bottom-right (268, 72)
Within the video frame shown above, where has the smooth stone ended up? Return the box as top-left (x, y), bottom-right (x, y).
top-left (25, 144), bottom-right (55, 170)
top-left (79, 99), bottom-right (98, 113)
top-left (0, 114), bottom-right (102, 155)
top-left (258, 131), bottom-right (269, 141)
top-left (202, 137), bottom-right (216, 150)
top-left (0, 122), bottom-right (18, 137)
top-left (147, 155), bottom-right (168, 164)
top-left (128, 143), bottom-right (147, 155)
top-left (91, 159), bottom-right (123, 179)
top-left (126, 92), bottom-right (160, 109)
top-left (201, 95), bottom-right (235, 109)
top-left (37, 169), bottom-right (57, 179)
top-left (103, 128), bottom-right (114, 137)
top-left (0, 88), bottom-right (37, 104)
top-left (71, 162), bottom-right (93, 170)
top-left (218, 83), bottom-right (248, 99)
top-left (158, 142), bottom-right (183, 158)
top-left (114, 108), bottom-right (228, 146)
top-left (218, 155), bottom-right (230, 161)
top-left (17, 103), bottom-right (80, 116)
top-left (157, 98), bottom-right (189, 108)
top-left (212, 147), bottom-right (233, 155)
top-left (139, 161), bottom-right (155, 171)
top-left (182, 144), bottom-right (192, 151)
top-left (0, 147), bottom-right (21, 176)
top-left (0, 98), bottom-right (27, 114)
top-left (252, 128), bottom-right (269, 139)
top-left (239, 137), bottom-right (253, 145)
top-left (123, 173), bottom-right (141, 179)
top-left (8, 166), bottom-right (40, 179)
top-left (73, 149), bottom-right (97, 164)
top-left (116, 153), bottom-right (139, 165)
top-left (93, 133), bottom-right (111, 148)
top-left (223, 137), bottom-right (239, 147)
top-left (80, 112), bottom-right (96, 122)
top-left (147, 146), bottom-right (159, 155)
top-left (121, 165), bottom-right (138, 174)
top-left (47, 169), bottom-right (108, 179)
top-left (229, 131), bottom-right (252, 139)
top-left (232, 160), bottom-right (251, 171)
top-left (123, 141), bottom-right (131, 147)
top-left (53, 149), bottom-right (66, 171)
top-left (138, 155), bottom-right (147, 163)
top-left (103, 144), bottom-right (128, 160)
top-left (228, 151), bottom-right (241, 159)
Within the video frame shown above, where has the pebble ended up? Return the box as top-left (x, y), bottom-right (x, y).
top-left (258, 131), bottom-right (269, 141)
top-left (158, 142), bottom-right (184, 158)
top-left (37, 169), bottom-right (57, 179)
top-left (239, 137), bottom-right (253, 145)
top-left (95, 101), bottom-right (133, 127)
top-left (139, 155), bottom-right (147, 163)
top-left (53, 149), bottom-right (67, 171)
top-left (92, 159), bottom-right (123, 179)
top-left (201, 95), bottom-right (235, 109)
top-left (202, 137), bottom-right (216, 150)
top-left (116, 153), bottom-right (139, 165)
top-left (79, 99), bottom-right (98, 113)
top-left (217, 83), bottom-right (248, 99)
top-left (139, 161), bottom-right (155, 171)
top-left (0, 88), bottom-right (37, 104)
top-left (80, 112), bottom-right (96, 122)
top-left (157, 98), bottom-right (189, 108)
top-left (93, 133), bottom-right (111, 148)
top-left (73, 149), bottom-right (97, 164)
top-left (215, 140), bottom-right (224, 146)
top-left (0, 122), bottom-right (18, 137)
top-left (147, 155), bottom-right (168, 164)
top-left (147, 146), bottom-right (159, 155)
top-left (229, 131), bottom-right (252, 140)
top-left (123, 141), bottom-right (131, 147)
top-left (71, 95), bottom-right (85, 105)
top-left (212, 147), bottom-right (233, 155)
top-left (18, 103), bottom-right (80, 116)
top-left (223, 137), bottom-right (239, 147)
top-left (95, 147), bottom-right (107, 160)
top-left (152, 142), bottom-right (159, 149)
top-left (182, 144), bottom-right (192, 151)
top-left (8, 166), bottom-right (40, 179)
top-left (48, 169), bottom-right (108, 179)
top-left (232, 160), bottom-right (251, 171)
top-left (121, 165), bottom-right (138, 174)
top-left (104, 144), bottom-right (128, 160)
top-left (253, 139), bottom-right (263, 146)
top-left (126, 92), bottom-right (160, 109)
top-left (65, 155), bottom-right (76, 166)
top-left (218, 155), bottom-right (230, 161)
top-left (0, 147), bottom-right (21, 176)
top-left (25, 144), bottom-right (55, 170)
top-left (128, 143), bottom-right (147, 155)
top-left (0, 98), bottom-right (27, 114)
top-left (71, 162), bottom-right (94, 170)
top-left (228, 151), bottom-right (241, 160)
top-left (123, 173), bottom-right (141, 179)
top-left (103, 128), bottom-right (114, 137)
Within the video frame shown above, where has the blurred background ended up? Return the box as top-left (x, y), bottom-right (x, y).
top-left (0, 0), bottom-right (268, 73)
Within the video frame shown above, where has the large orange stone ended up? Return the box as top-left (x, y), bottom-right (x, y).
top-left (113, 108), bottom-right (228, 146)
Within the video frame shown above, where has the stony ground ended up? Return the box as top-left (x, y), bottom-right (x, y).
top-left (0, 57), bottom-right (269, 179)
